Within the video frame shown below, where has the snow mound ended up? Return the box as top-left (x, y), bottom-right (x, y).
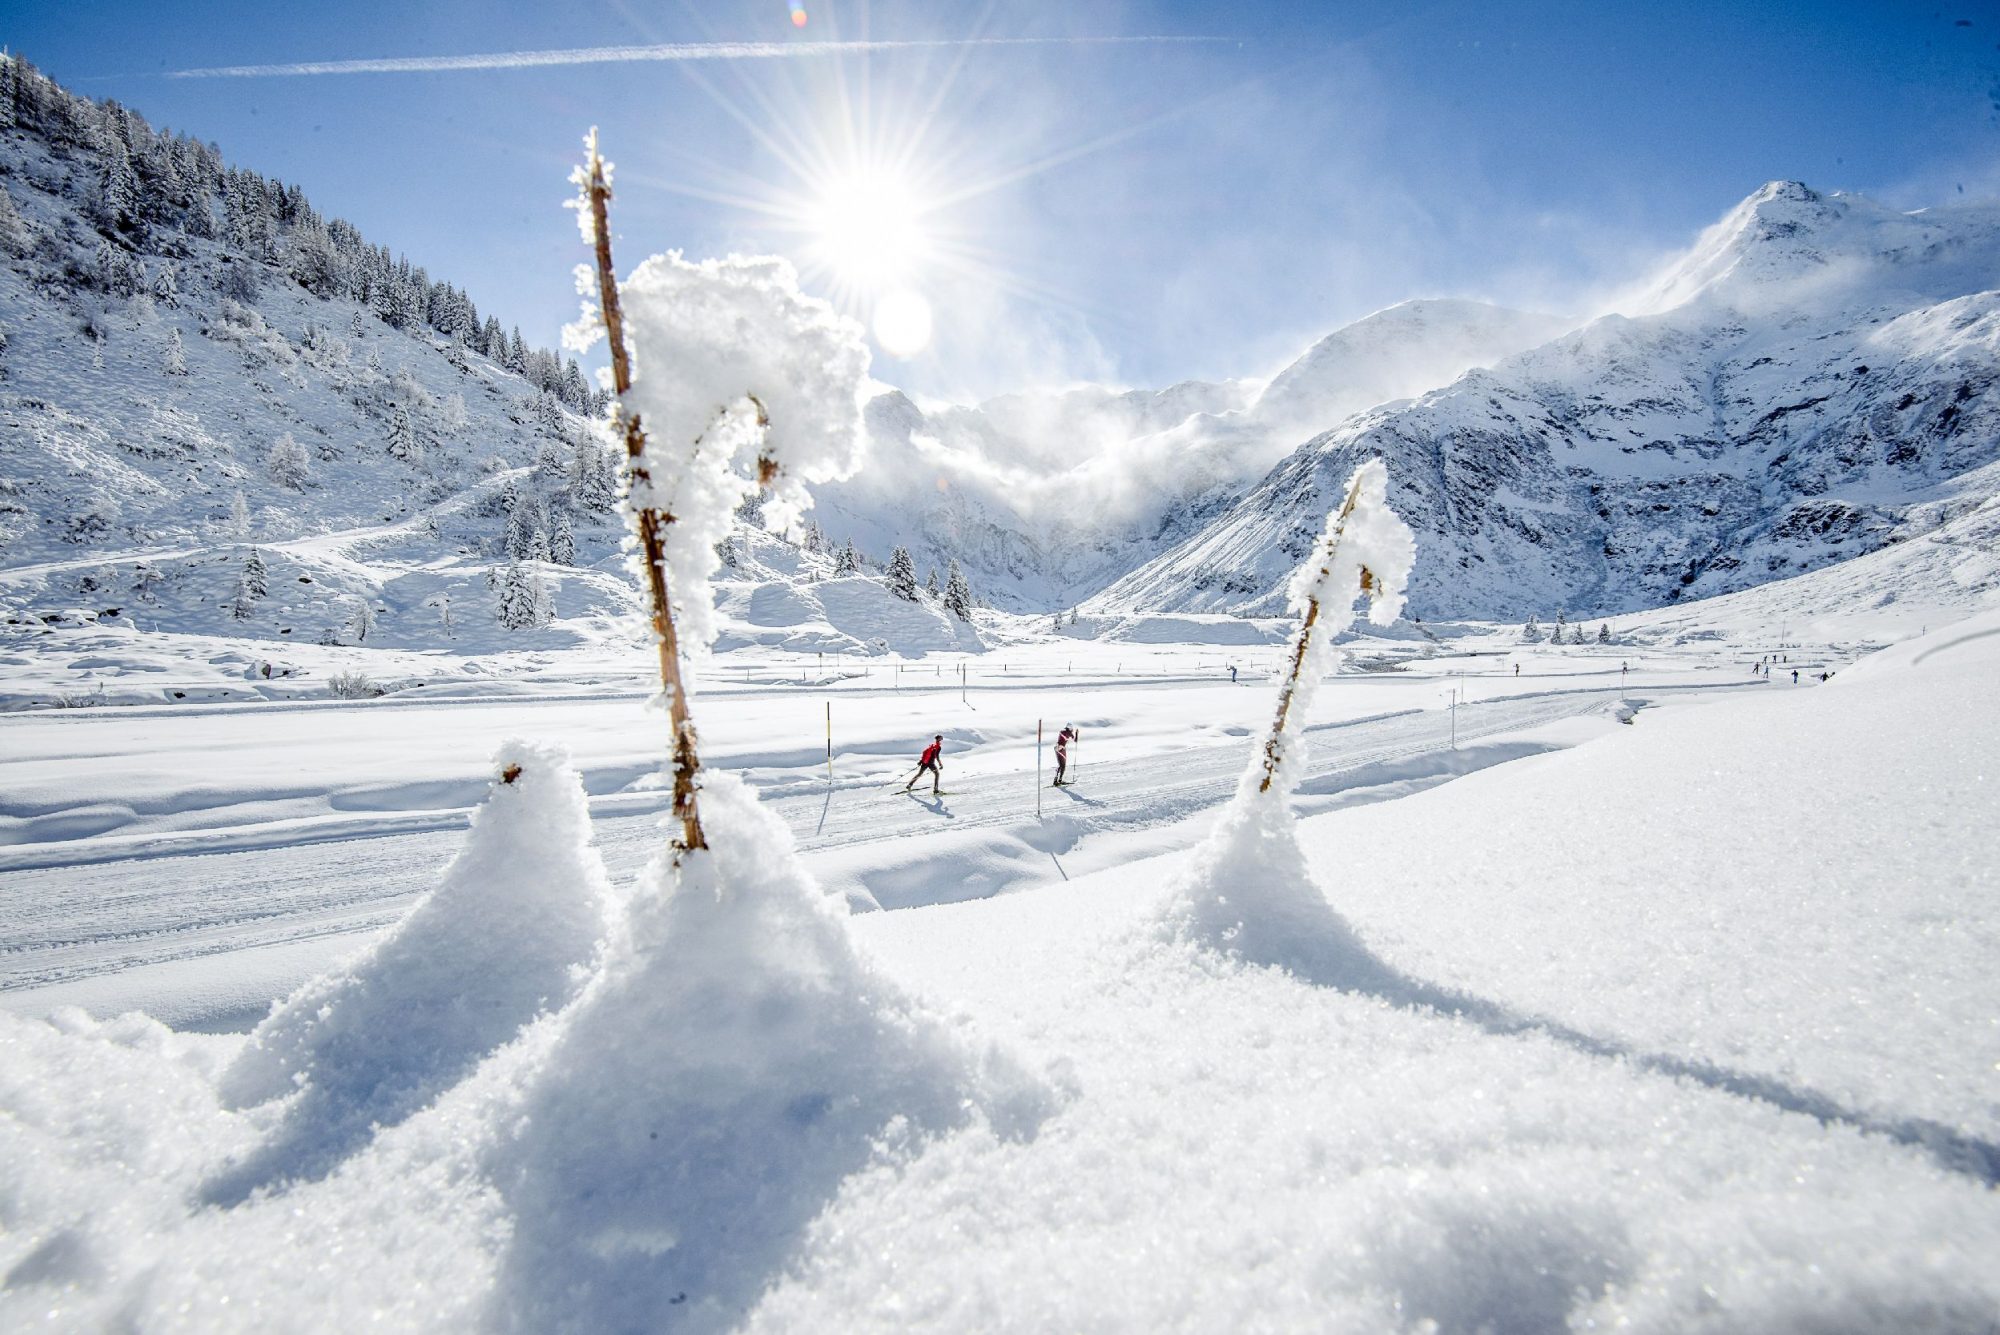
top-left (211, 740), bottom-right (614, 1197)
top-left (484, 770), bottom-right (1052, 1333)
top-left (1161, 459), bottom-right (1416, 981)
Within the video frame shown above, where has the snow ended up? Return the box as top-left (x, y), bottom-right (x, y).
top-left (480, 769), bottom-right (1051, 1333)
top-left (205, 740), bottom-right (614, 1200)
top-left (3, 609), bottom-right (1997, 1330)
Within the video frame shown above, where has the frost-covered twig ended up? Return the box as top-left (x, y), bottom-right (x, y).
top-left (577, 128), bottom-right (708, 852)
top-left (569, 129), bottom-right (869, 856)
top-left (1256, 458), bottom-right (1414, 798)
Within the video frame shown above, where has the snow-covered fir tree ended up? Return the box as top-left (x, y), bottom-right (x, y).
top-left (150, 259), bottom-right (178, 307)
top-left (0, 185), bottom-right (29, 256)
top-left (162, 327), bottom-right (187, 376)
top-left (498, 561), bottom-right (550, 629)
top-left (1522, 613), bottom-right (1541, 642)
top-left (549, 512), bottom-right (576, 566)
top-left (228, 572), bottom-right (258, 620)
top-left (926, 566), bottom-right (940, 598)
top-left (385, 405), bottom-right (420, 463)
top-left (228, 489), bottom-right (251, 535)
top-left (268, 432), bottom-right (311, 490)
top-left (943, 559), bottom-right (973, 620)
top-left (885, 546), bottom-right (918, 600)
top-left (241, 547), bottom-right (268, 599)
top-left (715, 535), bottom-right (737, 570)
top-left (506, 492), bottom-right (548, 561)
top-left (1598, 622), bottom-right (1612, 644)
top-left (349, 598), bottom-right (378, 643)
top-left (834, 538), bottom-right (859, 575)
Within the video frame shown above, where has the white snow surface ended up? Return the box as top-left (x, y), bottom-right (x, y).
top-left (206, 740), bottom-right (614, 1198)
top-left (2, 606), bottom-right (1995, 1332)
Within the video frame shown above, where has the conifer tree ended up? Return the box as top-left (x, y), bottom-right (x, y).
top-left (241, 547), bottom-right (268, 598)
top-left (385, 405), bottom-right (420, 463)
top-left (1598, 622), bottom-right (1612, 644)
top-left (150, 259), bottom-right (178, 307)
top-left (228, 489), bottom-right (251, 536)
top-left (834, 538), bottom-right (859, 575)
top-left (498, 562), bottom-right (549, 629)
top-left (885, 546), bottom-right (918, 600)
top-left (268, 432), bottom-right (310, 489)
top-left (229, 572), bottom-right (258, 620)
top-left (550, 513), bottom-right (576, 566)
top-left (349, 599), bottom-right (378, 643)
top-left (163, 327), bottom-right (187, 377)
top-left (1522, 613), bottom-right (1541, 642)
top-left (926, 566), bottom-right (940, 598)
top-left (943, 559), bottom-right (973, 620)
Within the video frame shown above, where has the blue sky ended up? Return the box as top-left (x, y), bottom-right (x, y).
top-left (14, 0), bottom-right (1998, 399)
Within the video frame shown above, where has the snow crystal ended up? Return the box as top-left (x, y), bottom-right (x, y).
top-left (210, 740), bottom-right (614, 1199)
top-left (483, 770), bottom-right (1051, 1333)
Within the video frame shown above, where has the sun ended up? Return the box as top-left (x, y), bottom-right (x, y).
top-left (801, 167), bottom-right (938, 356)
top-left (803, 168), bottom-right (932, 294)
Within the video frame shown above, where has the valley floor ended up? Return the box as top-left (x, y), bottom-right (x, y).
top-left (1, 613), bottom-right (1994, 1332)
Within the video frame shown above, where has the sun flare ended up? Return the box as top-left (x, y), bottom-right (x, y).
top-left (803, 168), bottom-right (932, 293)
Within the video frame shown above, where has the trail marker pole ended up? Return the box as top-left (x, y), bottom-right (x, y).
top-left (1036, 718), bottom-right (1043, 818)
top-left (826, 700), bottom-right (832, 783)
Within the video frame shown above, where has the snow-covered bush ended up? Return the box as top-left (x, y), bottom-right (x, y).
top-left (567, 238), bottom-right (870, 661)
top-left (1160, 458), bottom-right (1416, 982)
top-left (325, 669), bottom-right (380, 699)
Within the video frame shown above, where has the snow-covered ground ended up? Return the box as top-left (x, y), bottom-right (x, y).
top-left (2, 598), bottom-right (1995, 1331)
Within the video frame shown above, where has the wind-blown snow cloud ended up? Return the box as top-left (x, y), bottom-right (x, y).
top-left (166, 36), bottom-right (1225, 79)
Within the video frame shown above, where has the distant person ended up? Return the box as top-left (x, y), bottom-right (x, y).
top-left (1229, 664), bottom-right (1237, 683)
top-left (903, 734), bottom-right (944, 794)
top-left (1053, 724), bottom-right (1076, 786)
top-left (1514, 662), bottom-right (1520, 677)
top-left (1791, 669), bottom-right (1799, 684)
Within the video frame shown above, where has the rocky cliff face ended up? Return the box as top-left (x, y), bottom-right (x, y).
top-left (1094, 184), bottom-right (2000, 620)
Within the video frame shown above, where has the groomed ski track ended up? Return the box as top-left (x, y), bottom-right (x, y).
top-left (0, 679), bottom-right (1751, 1002)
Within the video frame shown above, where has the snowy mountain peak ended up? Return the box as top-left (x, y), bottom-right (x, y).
top-left (1629, 179), bottom-right (2000, 317)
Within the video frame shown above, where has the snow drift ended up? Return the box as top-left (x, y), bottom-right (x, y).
top-left (210, 740), bottom-right (614, 1197)
top-left (483, 771), bottom-right (1053, 1333)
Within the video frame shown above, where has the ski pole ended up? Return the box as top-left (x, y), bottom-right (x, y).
top-left (1036, 718), bottom-right (1043, 818)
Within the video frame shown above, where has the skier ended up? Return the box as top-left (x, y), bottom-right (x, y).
top-left (1791, 668), bottom-right (1799, 684)
top-left (1514, 662), bottom-right (1520, 677)
top-left (903, 734), bottom-right (944, 794)
top-left (1053, 724), bottom-right (1076, 786)
top-left (1229, 664), bottom-right (1237, 684)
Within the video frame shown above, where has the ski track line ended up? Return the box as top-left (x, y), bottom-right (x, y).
top-left (0, 684), bottom-right (1733, 992)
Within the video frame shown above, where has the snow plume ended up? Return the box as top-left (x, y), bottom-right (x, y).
top-left (568, 244), bottom-right (870, 665)
top-left (210, 740), bottom-right (614, 1200)
top-left (1160, 458), bottom-right (1415, 982)
top-left (484, 771), bottom-right (1053, 1333)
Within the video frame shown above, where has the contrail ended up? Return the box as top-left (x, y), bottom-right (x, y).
top-left (166, 36), bottom-right (1227, 79)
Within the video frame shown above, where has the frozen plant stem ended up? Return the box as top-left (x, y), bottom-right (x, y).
top-left (583, 133), bottom-right (706, 852)
top-left (1259, 471), bottom-right (1376, 794)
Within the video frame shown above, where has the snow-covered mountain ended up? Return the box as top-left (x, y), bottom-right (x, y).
top-left (814, 298), bottom-right (1569, 611)
top-left (0, 55), bottom-right (659, 650)
top-left (1097, 182), bottom-right (2000, 620)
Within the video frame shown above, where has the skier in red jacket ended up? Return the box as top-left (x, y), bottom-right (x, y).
top-left (904, 735), bottom-right (944, 794)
